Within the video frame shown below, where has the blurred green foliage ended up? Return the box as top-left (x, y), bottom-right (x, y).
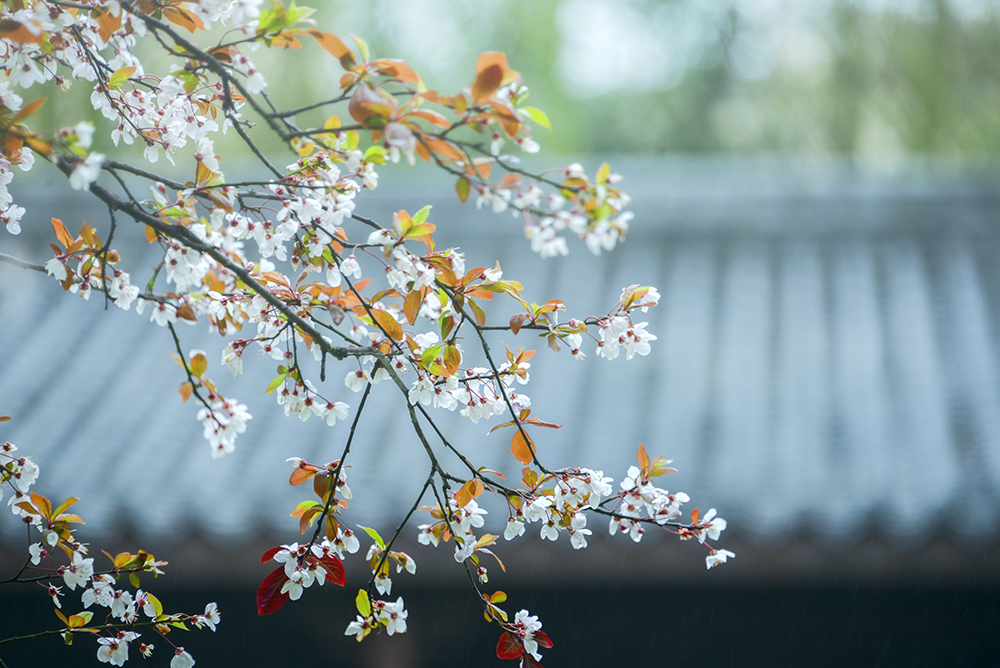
top-left (22, 0), bottom-right (1000, 157)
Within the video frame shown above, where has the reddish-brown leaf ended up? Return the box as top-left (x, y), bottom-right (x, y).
top-left (256, 567), bottom-right (290, 615)
top-left (496, 632), bottom-right (523, 660)
top-left (534, 630), bottom-right (554, 649)
top-left (318, 554), bottom-right (346, 585)
top-left (472, 64), bottom-right (504, 104)
top-left (522, 655), bottom-right (543, 668)
top-left (509, 313), bottom-right (527, 335)
top-left (260, 546), bottom-right (283, 564)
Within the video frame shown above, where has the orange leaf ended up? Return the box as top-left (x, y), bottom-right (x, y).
top-left (289, 467), bottom-right (317, 486)
top-left (510, 430), bottom-right (535, 465)
top-left (415, 141), bottom-right (431, 162)
top-left (370, 58), bottom-right (418, 83)
top-left (30, 492), bottom-right (52, 519)
top-left (498, 173), bottom-right (521, 190)
top-left (80, 222), bottom-right (96, 248)
top-left (408, 109), bottom-right (451, 129)
top-left (425, 137), bottom-right (466, 163)
top-left (471, 64), bottom-right (504, 105)
top-left (51, 218), bottom-right (74, 249)
top-left (22, 134), bottom-right (52, 158)
top-left (95, 9), bottom-right (122, 42)
top-left (443, 345), bottom-right (461, 376)
top-left (637, 443), bottom-right (650, 471)
top-left (179, 383), bottom-right (194, 402)
top-left (403, 289), bottom-right (422, 325)
top-left (473, 160), bottom-right (492, 180)
top-left (476, 52), bottom-right (509, 75)
top-left (454, 479), bottom-right (484, 509)
top-left (162, 6), bottom-right (204, 33)
top-left (0, 20), bottom-right (43, 44)
top-left (371, 308), bottom-right (403, 342)
top-left (307, 30), bottom-right (356, 68)
top-left (348, 84), bottom-right (395, 128)
top-left (11, 97), bottom-right (45, 123)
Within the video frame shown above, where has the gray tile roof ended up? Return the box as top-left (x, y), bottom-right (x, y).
top-left (3, 159), bottom-right (1000, 554)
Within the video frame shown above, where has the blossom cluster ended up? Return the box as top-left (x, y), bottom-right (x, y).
top-left (1, 430), bottom-right (216, 667)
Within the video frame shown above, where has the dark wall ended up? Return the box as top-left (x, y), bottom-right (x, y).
top-left (2, 583), bottom-right (998, 667)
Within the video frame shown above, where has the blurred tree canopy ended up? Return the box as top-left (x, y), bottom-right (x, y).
top-left (23, 0), bottom-right (1000, 158)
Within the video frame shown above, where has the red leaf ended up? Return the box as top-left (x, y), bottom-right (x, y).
top-left (496, 632), bottom-right (523, 660)
top-left (260, 547), bottom-right (282, 564)
top-left (318, 554), bottom-right (346, 586)
top-left (256, 567), bottom-right (289, 616)
top-left (534, 630), bottom-right (554, 649)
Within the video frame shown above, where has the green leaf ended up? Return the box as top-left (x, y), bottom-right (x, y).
top-left (107, 66), bottom-right (136, 90)
top-left (520, 106), bottom-right (551, 131)
top-left (358, 525), bottom-right (385, 549)
top-left (420, 344), bottom-right (443, 369)
top-left (411, 205), bottom-right (432, 226)
top-left (596, 162), bottom-right (610, 186)
top-left (159, 207), bottom-right (192, 219)
top-left (352, 34), bottom-right (369, 62)
top-left (266, 374), bottom-right (287, 394)
top-left (356, 589), bottom-right (371, 617)
top-left (189, 352), bottom-right (207, 378)
top-left (147, 592), bottom-right (164, 618)
top-left (456, 176), bottom-right (470, 203)
top-left (364, 145), bottom-right (387, 164)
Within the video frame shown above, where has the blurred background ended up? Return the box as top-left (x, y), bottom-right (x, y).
top-left (3, 0), bottom-right (1000, 666)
